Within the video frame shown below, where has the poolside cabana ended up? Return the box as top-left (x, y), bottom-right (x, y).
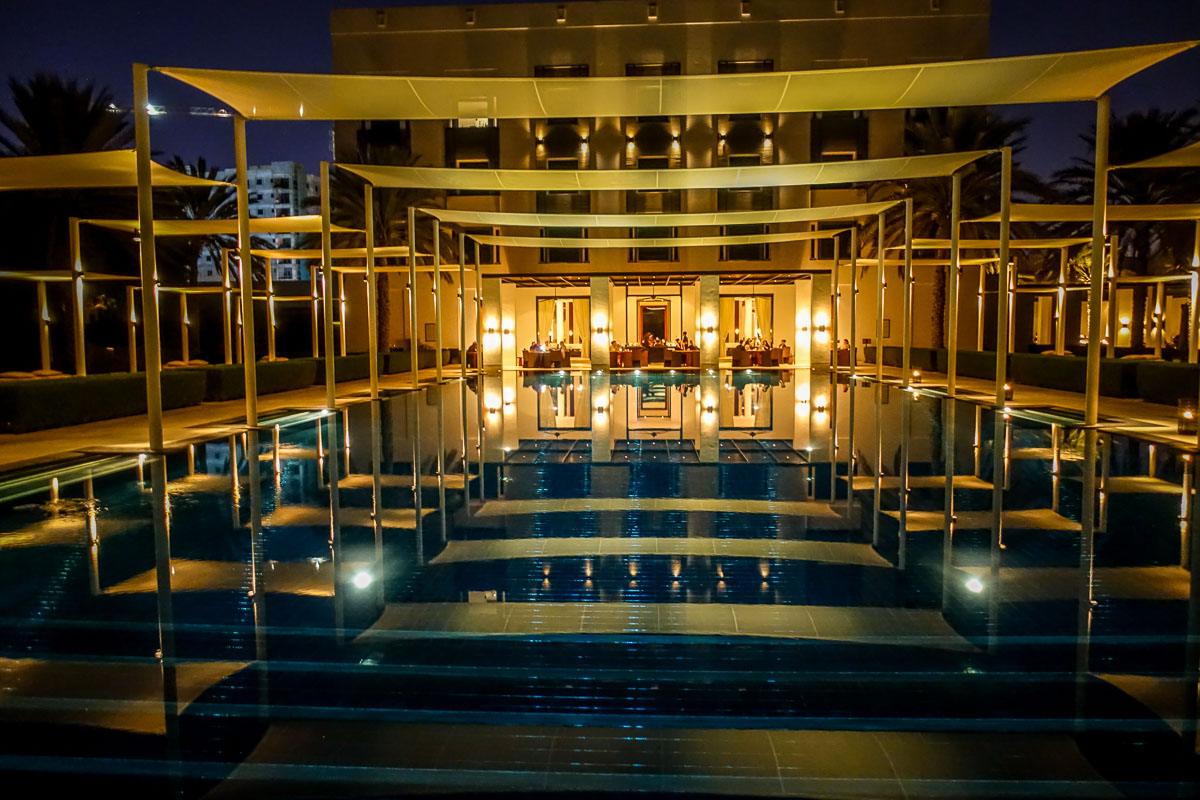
top-left (0, 269), bottom-right (138, 377)
top-left (85, 215), bottom-right (362, 366)
top-left (0, 150), bottom-right (230, 386)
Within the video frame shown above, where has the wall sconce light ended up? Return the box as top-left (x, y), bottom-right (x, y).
top-left (502, 327), bottom-right (511, 335)
top-left (1003, 382), bottom-right (1013, 402)
top-left (486, 326), bottom-right (496, 335)
top-left (911, 369), bottom-right (922, 384)
top-left (1179, 401), bottom-right (1198, 435)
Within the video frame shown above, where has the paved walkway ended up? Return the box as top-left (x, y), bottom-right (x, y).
top-left (0, 366), bottom-right (454, 474)
top-left (2, 361), bottom-right (1194, 475)
top-left (862, 364), bottom-right (1195, 449)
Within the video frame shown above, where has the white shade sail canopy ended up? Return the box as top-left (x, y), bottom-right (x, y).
top-left (156, 42), bottom-right (1194, 121)
top-left (250, 245), bottom-right (423, 259)
top-left (83, 215), bottom-right (361, 235)
top-left (812, 257), bottom-right (1000, 268)
top-left (0, 150), bottom-right (230, 191)
top-left (968, 203), bottom-right (1200, 223)
top-left (1116, 140), bottom-right (1200, 170)
top-left (887, 237), bottom-right (1092, 250)
top-left (470, 229), bottom-right (846, 249)
top-left (341, 151), bottom-right (988, 192)
top-left (419, 200), bottom-right (901, 229)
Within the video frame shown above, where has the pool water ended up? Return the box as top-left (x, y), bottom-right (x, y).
top-left (0, 371), bottom-right (1196, 798)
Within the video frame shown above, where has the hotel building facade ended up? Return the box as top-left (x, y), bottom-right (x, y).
top-left (329, 0), bottom-right (992, 366)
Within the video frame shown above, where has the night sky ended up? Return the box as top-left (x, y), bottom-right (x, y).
top-left (1, 0), bottom-right (1198, 179)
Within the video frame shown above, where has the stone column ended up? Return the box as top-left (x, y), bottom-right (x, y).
top-left (589, 276), bottom-right (611, 370)
top-left (698, 274), bottom-right (720, 369)
top-left (481, 277), bottom-right (503, 369)
top-left (810, 273), bottom-right (832, 369)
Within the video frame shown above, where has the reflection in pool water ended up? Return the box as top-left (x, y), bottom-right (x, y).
top-left (0, 370), bottom-right (1197, 797)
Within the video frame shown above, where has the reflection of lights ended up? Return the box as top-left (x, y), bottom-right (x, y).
top-left (352, 571), bottom-right (373, 590)
top-left (965, 576), bottom-right (985, 594)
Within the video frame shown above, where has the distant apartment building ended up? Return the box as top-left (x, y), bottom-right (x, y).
top-left (197, 161), bottom-right (316, 283)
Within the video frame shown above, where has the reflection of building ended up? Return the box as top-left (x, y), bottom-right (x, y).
top-left (197, 161), bottom-right (316, 283)
top-left (330, 0), bottom-right (991, 359)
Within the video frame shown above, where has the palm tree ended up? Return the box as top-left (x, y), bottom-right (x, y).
top-left (860, 107), bottom-right (1046, 348)
top-left (1053, 108), bottom-right (1200, 350)
top-left (154, 156), bottom-right (239, 286)
top-left (304, 144), bottom-right (455, 350)
top-left (0, 72), bottom-right (134, 156)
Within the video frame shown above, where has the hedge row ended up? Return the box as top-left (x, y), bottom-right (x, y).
top-left (1010, 353), bottom-right (1140, 398)
top-left (861, 347), bottom-right (1169, 401)
top-left (0, 349), bottom-right (438, 433)
top-left (0, 370), bottom-right (206, 434)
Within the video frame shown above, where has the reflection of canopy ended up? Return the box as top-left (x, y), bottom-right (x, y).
top-left (968, 203), bottom-right (1200, 223)
top-left (470, 229), bottom-right (847, 249)
top-left (84, 215), bottom-right (361, 235)
top-left (341, 152), bottom-right (989, 191)
top-left (250, 245), bottom-right (424, 258)
top-left (0, 150), bottom-right (230, 190)
top-left (156, 42), bottom-right (1194, 120)
top-left (887, 237), bottom-right (1091, 250)
top-left (1116, 140), bottom-right (1200, 170)
top-left (420, 201), bottom-right (901, 229)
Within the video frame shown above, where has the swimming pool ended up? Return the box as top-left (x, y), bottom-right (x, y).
top-left (0, 370), bottom-right (1196, 798)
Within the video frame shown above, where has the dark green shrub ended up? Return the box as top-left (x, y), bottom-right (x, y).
top-left (1011, 353), bottom-right (1138, 398)
top-left (0, 370), bottom-right (205, 433)
top-left (1136, 360), bottom-right (1199, 406)
top-left (201, 360), bottom-right (318, 402)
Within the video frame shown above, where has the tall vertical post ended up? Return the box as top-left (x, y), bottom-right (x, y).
top-left (830, 235), bottom-right (840, 369)
top-left (36, 281), bottom-right (51, 372)
top-left (309, 271), bottom-right (319, 358)
top-left (1056, 247), bottom-right (1069, 355)
top-left (265, 258), bottom-right (276, 361)
top-left (1154, 281), bottom-right (1166, 358)
top-left (977, 267), bottom-right (986, 351)
top-left (1085, 97), bottom-right (1110, 427)
top-left (849, 227), bottom-right (858, 372)
top-left (433, 219), bottom-right (444, 382)
top-left (1107, 234), bottom-right (1119, 358)
top-left (947, 172), bottom-right (962, 395)
top-left (320, 162), bottom-right (336, 409)
top-left (408, 206), bottom-right (419, 387)
top-left (179, 293), bottom-right (189, 363)
top-left (133, 63), bottom-right (163, 451)
top-left (234, 116), bottom-right (259, 427)
top-left (902, 198), bottom-right (913, 385)
top-left (337, 272), bottom-right (348, 357)
top-left (876, 213), bottom-right (885, 381)
top-left (1190, 218), bottom-right (1200, 364)
top-left (995, 147), bottom-right (1012, 407)
top-left (475, 243), bottom-right (483, 375)
top-left (364, 184), bottom-right (379, 400)
top-left (127, 285), bottom-right (138, 373)
top-left (459, 232), bottom-right (467, 376)
top-left (221, 249), bottom-right (233, 364)
top-left (68, 217), bottom-right (86, 375)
